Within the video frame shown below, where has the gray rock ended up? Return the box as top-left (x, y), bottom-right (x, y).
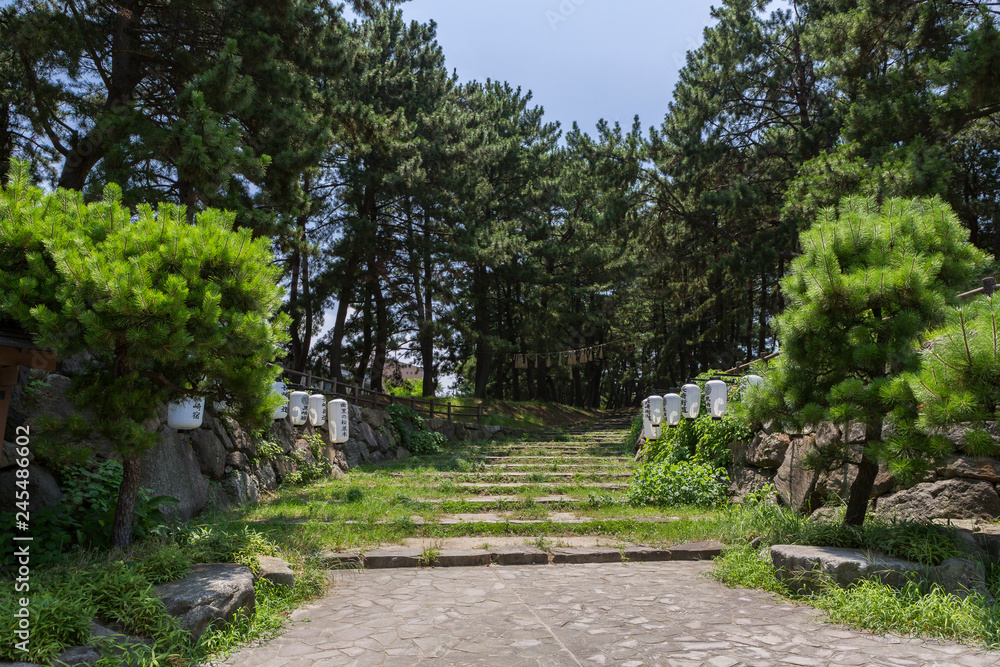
top-left (224, 469), bottom-right (259, 504)
top-left (974, 533), bottom-right (1000, 563)
top-left (292, 438), bottom-right (315, 464)
top-left (843, 422), bottom-right (866, 444)
top-left (876, 477), bottom-right (1000, 522)
top-left (929, 557), bottom-right (991, 600)
top-left (745, 433), bottom-right (790, 469)
top-left (86, 620), bottom-right (151, 663)
top-left (373, 428), bottom-right (391, 452)
top-left (341, 439), bottom-right (368, 469)
top-left (452, 422), bottom-right (468, 441)
top-left (349, 404), bottom-right (362, 421)
top-left (466, 427), bottom-right (485, 443)
top-left (482, 424), bottom-right (502, 439)
top-left (937, 455), bottom-right (1000, 484)
top-left (269, 419), bottom-right (296, 454)
top-left (252, 461), bottom-right (277, 493)
top-left (225, 450), bottom-right (249, 470)
top-left (139, 429), bottom-right (208, 521)
top-left (271, 456), bottom-right (295, 483)
top-left (728, 466), bottom-right (774, 501)
top-left (814, 422), bottom-right (842, 449)
top-left (774, 435), bottom-right (821, 512)
top-left (0, 440), bottom-right (21, 469)
top-left (369, 450), bottom-right (386, 465)
top-left (190, 429), bottom-right (227, 480)
top-left (207, 415), bottom-right (235, 452)
top-left (814, 463), bottom-right (857, 504)
top-left (53, 645), bottom-right (99, 666)
top-left (358, 423), bottom-right (379, 452)
top-left (0, 465), bottom-right (61, 513)
top-left (256, 555), bottom-right (295, 588)
top-left (771, 544), bottom-right (924, 593)
top-left (396, 447), bottom-right (412, 460)
top-left (154, 563), bottom-right (256, 640)
top-left (360, 408), bottom-right (386, 429)
top-left (873, 462), bottom-right (897, 497)
top-left (224, 417), bottom-right (257, 457)
top-left (770, 544), bottom-right (990, 599)
top-left (25, 373), bottom-right (75, 422)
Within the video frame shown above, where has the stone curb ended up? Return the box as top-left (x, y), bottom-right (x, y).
top-left (318, 541), bottom-right (727, 570)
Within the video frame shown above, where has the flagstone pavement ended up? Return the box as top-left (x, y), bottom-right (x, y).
top-left (219, 561), bottom-right (1000, 667)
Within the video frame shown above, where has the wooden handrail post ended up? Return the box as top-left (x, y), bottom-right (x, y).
top-left (429, 399), bottom-right (434, 418)
top-left (447, 402), bottom-right (452, 421)
top-left (410, 397), bottom-right (415, 410)
top-left (477, 404), bottom-right (482, 424)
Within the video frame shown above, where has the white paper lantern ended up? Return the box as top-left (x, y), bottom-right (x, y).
top-left (168, 397), bottom-right (204, 431)
top-left (272, 381), bottom-right (289, 420)
top-left (741, 374), bottom-right (764, 399)
top-left (646, 395), bottom-right (664, 426)
top-left (639, 400), bottom-right (658, 441)
top-left (705, 379), bottom-right (728, 419)
top-left (680, 383), bottom-right (701, 419)
top-left (308, 394), bottom-right (327, 426)
top-left (289, 391), bottom-right (309, 425)
top-left (663, 393), bottom-right (682, 427)
top-left (328, 399), bottom-right (350, 444)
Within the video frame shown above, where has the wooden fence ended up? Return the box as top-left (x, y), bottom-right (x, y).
top-left (279, 368), bottom-right (483, 424)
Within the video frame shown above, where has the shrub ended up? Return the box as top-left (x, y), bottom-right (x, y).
top-left (627, 460), bottom-right (729, 507)
top-left (385, 403), bottom-right (446, 454)
top-left (642, 412), bottom-right (750, 468)
top-left (0, 461), bottom-right (177, 569)
top-left (183, 525), bottom-right (278, 574)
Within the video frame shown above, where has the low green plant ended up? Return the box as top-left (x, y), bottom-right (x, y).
top-left (642, 412), bottom-right (750, 468)
top-left (409, 429), bottom-right (446, 455)
top-left (184, 525), bottom-right (278, 574)
top-left (628, 460), bottom-right (729, 507)
top-left (131, 541), bottom-right (193, 585)
top-left (0, 589), bottom-right (91, 663)
top-left (386, 403), bottom-right (446, 454)
top-left (257, 440), bottom-right (283, 462)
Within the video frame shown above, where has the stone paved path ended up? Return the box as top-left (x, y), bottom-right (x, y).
top-left (220, 562), bottom-right (999, 666)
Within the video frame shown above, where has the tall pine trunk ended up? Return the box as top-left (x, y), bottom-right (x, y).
top-left (473, 265), bottom-right (491, 398)
top-left (111, 454), bottom-right (142, 550)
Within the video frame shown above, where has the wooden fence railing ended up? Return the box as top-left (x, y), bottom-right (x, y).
top-left (279, 367), bottom-right (483, 424)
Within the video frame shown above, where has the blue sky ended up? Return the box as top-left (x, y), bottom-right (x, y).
top-left (396, 0), bottom-right (721, 136)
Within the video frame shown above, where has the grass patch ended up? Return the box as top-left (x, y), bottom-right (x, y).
top-left (712, 488), bottom-right (1000, 648)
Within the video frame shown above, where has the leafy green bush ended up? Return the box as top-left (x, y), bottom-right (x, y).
top-left (184, 525), bottom-right (278, 574)
top-left (386, 403), bottom-right (446, 454)
top-left (132, 542), bottom-right (193, 585)
top-left (642, 412), bottom-right (750, 468)
top-left (282, 434), bottom-right (333, 486)
top-left (257, 440), bottom-right (283, 462)
top-left (627, 460), bottom-right (729, 507)
top-left (0, 461), bottom-right (177, 569)
top-left (409, 429), bottom-right (446, 455)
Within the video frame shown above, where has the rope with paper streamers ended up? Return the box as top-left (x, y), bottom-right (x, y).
top-left (513, 340), bottom-right (630, 369)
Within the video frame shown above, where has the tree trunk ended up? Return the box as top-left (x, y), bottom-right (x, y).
top-left (58, 1), bottom-right (145, 190)
top-left (111, 454), bottom-right (143, 550)
top-left (473, 265), bottom-right (491, 399)
top-left (843, 421), bottom-right (882, 526)
top-left (328, 250), bottom-right (360, 381)
top-left (418, 214), bottom-right (436, 397)
top-left (371, 285), bottom-right (388, 393)
top-left (0, 101), bottom-right (11, 187)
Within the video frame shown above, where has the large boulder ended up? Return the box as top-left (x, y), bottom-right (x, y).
top-left (154, 563), bottom-right (256, 640)
top-left (341, 439), bottom-right (368, 469)
top-left (360, 407), bottom-right (386, 429)
top-left (357, 423), bottom-right (380, 452)
top-left (937, 455), bottom-right (1000, 484)
top-left (252, 461), bottom-right (278, 493)
top-left (190, 429), bottom-right (226, 480)
top-left (269, 419), bottom-right (296, 454)
top-left (223, 417), bottom-right (257, 457)
top-left (814, 463), bottom-right (857, 504)
top-left (206, 415), bottom-right (235, 452)
top-left (140, 429), bottom-right (208, 521)
top-left (770, 544), bottom-right (990, 600)
top-left (774, 435), bottom-right (821, 512)
top-left (875, 477), bottom-right (1000, 522)
top-left (0, 465), bottom-right (61, 513)
top-left (745, 433), bottom-right (790, 469)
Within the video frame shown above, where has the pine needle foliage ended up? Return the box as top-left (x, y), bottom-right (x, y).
top-left (745, 196), bottom-right (990, 524)
top-left (911, 295), bottom-right (1000, 457)
top-left (0, 160), bottom-right (290, 548)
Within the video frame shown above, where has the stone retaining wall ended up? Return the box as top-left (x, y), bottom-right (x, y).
top-left (0, 372), bottom-right (515, 521)
top-left (729, 421), bottom-right (1000, 522)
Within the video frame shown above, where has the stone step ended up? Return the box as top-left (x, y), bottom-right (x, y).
top-left (453, 482), bottom-right (626, 491)
top-left (483, 455), bottom-right (629, 461)
top-left (419, 495), bottom-right (583, 504)
top-left (255, 514), bottom-right (689, 527)
top-left (316, 541), bottom-right (726, 570)
top-left (483, 463), bottom-right (631, 471)
top-left (429, 471), bottom-right (632, 480)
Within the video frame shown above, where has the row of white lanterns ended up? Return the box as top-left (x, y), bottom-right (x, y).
top-left (166, 380), bottom-right (351, 444)
top-left (640, 375), bottom-right (762, 441)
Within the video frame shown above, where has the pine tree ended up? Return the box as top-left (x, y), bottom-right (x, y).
top-left (0, 161), bottom-right (289, 549)
top-left (746, 196), bottom-right (989, 525)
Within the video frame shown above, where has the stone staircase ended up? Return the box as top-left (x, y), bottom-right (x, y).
top-left (315, 414), bottom-right (724, 567)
